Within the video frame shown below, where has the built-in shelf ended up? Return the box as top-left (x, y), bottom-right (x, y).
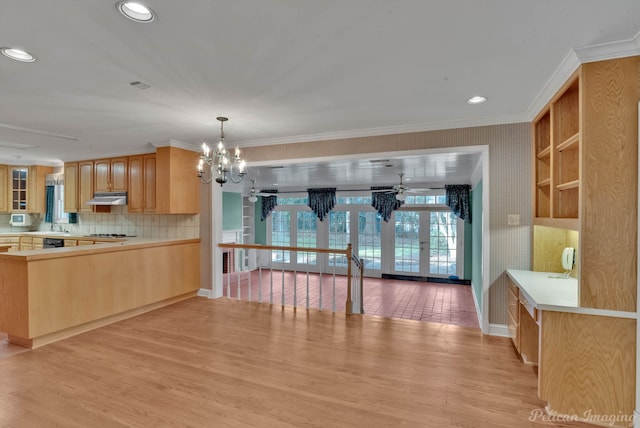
top-left (537, 178), bottom-right (551, 187)
top-left (556, 180), bottom-right (579, 191)
top-left (556, 132), bottom-right (580, 152)
top-left (537, 146), bottom-right (551, 159)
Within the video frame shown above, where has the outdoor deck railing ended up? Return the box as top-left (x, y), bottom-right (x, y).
top-left (218, 243), bottom-right (364, 315)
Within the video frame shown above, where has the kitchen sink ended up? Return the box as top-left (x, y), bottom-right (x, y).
top-left (23, 231), bottom-right (71, 236)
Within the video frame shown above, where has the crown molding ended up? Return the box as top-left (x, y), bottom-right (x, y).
top-left (526, 50), bottom-right (581, 121)
top-left (152, 139), bottom-right (200, 152)
top-left (574, 29), bottom-right (640, 63)
top-left (528, 30), bottom-right (640, 121)
top-left (236, 113), bottom-right (530, 148)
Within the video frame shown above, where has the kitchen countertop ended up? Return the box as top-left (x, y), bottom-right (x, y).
top-left (506, 269), bottom-right (636, 319)
top-left (0, 235), bottom-right (199, 261)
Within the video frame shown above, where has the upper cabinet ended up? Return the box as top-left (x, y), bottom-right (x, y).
top-left (533, 75), bottom-right (580, 227)
top-left (94, 157), bottom-right (127, 192)
top-left (128, 153), bottom-right (156, 213)
top-left (64, 162), bottom-right (78, 213)
top-left (6, 165), bottom-right (51, 213)
top-left (155, 146), bottom-right (200, 214)
top-left (0, 164), bottom-right (7, 213)
top-left (532, 56), bottom-right (640, 311)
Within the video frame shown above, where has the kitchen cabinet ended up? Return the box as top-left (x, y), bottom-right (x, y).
top-left (0, 164), bottom-right (7, 213)
top-left (64, 162), bottom-right (78, 213)
top-left (9, 167), bottom-right (28, 211)
top-left (8, 166), bottom-right (51, 213)
top-left (78, 160), bottom-right (95, 213)
top-left (0, 236), bottom-right (19, 252)
top-left (531, 56), bottom-right (640, 312)
top-left (128, 154), bottom-right (156, 213)
top-left (94, 157), bottom-right (127, 192)
top-left (155, 146), bottom-right (200, 214)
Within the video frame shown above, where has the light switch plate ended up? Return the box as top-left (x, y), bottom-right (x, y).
top-left (507, 214), bottom-right (520, 226)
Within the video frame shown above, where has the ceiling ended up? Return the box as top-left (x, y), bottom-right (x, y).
top-left (1, 1), bottom-right (640, 191)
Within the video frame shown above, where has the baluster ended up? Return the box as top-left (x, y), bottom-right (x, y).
top-left (319, 259), bottom-right (323, 312)
top-left (293, 267), bottom-right (297, 309)
top-left (270, 266), bottom-right (273, 305)
top-left (332, 254), bottom-right (336, 312)
top-left (281, 266), bottom-right (285, 307)
top-left (236, 249), bottom-right (241, 300)
top-left (258, 264), bottom-right (262, 303)
top-left (226, 259), bottom-right (231, 299)
top-left (306, 271), bottom-right (310, 309)
top-left (247, 251), bottom-right (252, 302)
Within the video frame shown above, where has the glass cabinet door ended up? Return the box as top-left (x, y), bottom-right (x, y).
top-left (11, 168), bottom-right (28, 211)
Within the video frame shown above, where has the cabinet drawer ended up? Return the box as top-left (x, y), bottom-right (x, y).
top-left (507, 281), bottom-right (519, 321)
top-left (519, 294), bottom-right (538, 321)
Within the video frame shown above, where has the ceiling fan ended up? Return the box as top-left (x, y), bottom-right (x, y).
top-left (373, 173), bottom-right (423, 201)
top-left (247, 179), bottom-right (275, 203)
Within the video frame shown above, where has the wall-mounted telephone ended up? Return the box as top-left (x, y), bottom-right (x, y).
top-left (562, 247), bottom-right (575, 272)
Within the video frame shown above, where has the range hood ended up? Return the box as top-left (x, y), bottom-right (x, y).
top-left (87, 192), bottom-right (128, 206)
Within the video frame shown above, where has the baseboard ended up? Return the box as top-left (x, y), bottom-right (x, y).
top-left (197, 288), bottom-right (215, 298)
top-left (489, 323), bottom-right (509, 337)
top-left (470, 281), bottom-right (484, 332)
top-left (634, 410), bottom-right (640, 428)
top-left (381, 273), bottom-right (471, 285)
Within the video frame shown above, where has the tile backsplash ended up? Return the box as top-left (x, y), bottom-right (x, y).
top-left (0, 207), bottom-right (199, 239)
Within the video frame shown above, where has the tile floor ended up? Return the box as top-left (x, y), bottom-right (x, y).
top-left (222, 270), bottom-right (479, 328)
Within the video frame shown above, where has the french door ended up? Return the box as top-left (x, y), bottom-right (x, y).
top-left (393, 210), bottom-right (462, 278)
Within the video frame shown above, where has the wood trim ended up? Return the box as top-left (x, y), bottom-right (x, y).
top-left (218, 242), bottom-right (350, 255)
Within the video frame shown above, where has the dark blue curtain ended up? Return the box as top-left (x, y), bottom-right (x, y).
top-left (445, 184), bottom-right (471, 223)
top-left (307, 188), bottom-right (336, 221)
top-left (371, 191), bottom-right (404, 222)
top-left (260, 193), bottom-right (278, 221)
top-left (44, 185), bottom-right (54, 223)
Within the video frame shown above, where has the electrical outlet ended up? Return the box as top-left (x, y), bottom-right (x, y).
top-left (507, 214), bottom-right (520, 226)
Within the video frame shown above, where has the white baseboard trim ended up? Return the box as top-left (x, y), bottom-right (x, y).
top-left (633, 410), bottom-right (639, 428)
top-left (489, 323), bottom-right (509, 337)
top-left (197, 288), bottom-right (215, 298)
top-left (470, 281), bottom-right (484, 332)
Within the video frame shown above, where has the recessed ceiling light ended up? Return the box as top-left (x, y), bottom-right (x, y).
top-left (117, 1), bottom-right (155, 22)
top-left (466, 96), bottom-right (487, 105)
top-left (1, 48), bottom-right (36, 62)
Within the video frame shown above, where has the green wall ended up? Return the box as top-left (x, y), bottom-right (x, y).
top-left (254, 196), bottom-right (267, 245)
top-left (464, 218), bottom-right (472, 279)
top-left (471, 181), bottom-right (483, 309)
top-left (222, 191), bottom-right (242, 231)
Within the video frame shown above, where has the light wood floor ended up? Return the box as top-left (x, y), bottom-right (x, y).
top-left (0, 298), bottom-right (592, 427)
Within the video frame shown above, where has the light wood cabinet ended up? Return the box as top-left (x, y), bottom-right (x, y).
top-left (127, 154), bottom-right (156, 213)
top-left (7, 165), bottom-right (51, 213)
top-left (506, 280), bottom-right (519, 351)
top-left (28, 166), bottom-right (52, 214)
top-left (64, 163), bottom-right (78, 213)
top-left (532, 56), bottom-right (640, 311)
top-left (9, 167), bottom-right (28, 211)
top-left (0, 164), bottom-right (7, 213)
top-left (78, 160), bottom-right (94, 213)
top-left (156, 146), bottom-right (200, 214)
top-left (95, 157), bottom-right (127, 192)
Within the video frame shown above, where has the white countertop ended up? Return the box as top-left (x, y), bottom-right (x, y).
top-left (506, 269), bottom-right (636, 319)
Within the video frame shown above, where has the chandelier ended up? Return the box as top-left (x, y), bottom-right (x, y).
top-left (197, 116), bottom-right (246, 186)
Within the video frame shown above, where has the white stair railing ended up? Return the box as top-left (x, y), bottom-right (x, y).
top-left (218, 243), bottom-right (362, 315)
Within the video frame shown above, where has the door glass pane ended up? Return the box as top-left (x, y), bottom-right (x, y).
top-left (271, 211), bottom-right (290, 263)
top-left (296, 211), bottom-right (317, 265)
top-left (430, 211), bottom-right (457, 275)
top-left (358, 212), bottom-right (381, 270)
top-left (394, 211), bottom-right (420, 272)
top-left (329, 211), bottom-right (350, 267)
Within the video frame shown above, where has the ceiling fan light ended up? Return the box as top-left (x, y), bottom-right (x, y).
top-left (248, 194), bottom-right (258, 203)
top-left (396, 192), bottom-right (406, 202)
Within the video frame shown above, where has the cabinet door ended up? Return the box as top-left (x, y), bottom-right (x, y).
top-left (64, 163), bottom-right (79, 212)
top-left (28, 165), bottom-right (52, 214)
top-left (94, 159), bottom-right (110, 192)
top-left (10, 167), bottom-right (28, 211)
top-left (143, 154), bottom-right (156, 213)
top-left (127, 155), bottom-right (143, 213)
top-left (0, 164), bottom-right (7, 213)
top-left (111, 157), bottom-right (128, 192)
top-left (78, 161), bottom-right (94, 213)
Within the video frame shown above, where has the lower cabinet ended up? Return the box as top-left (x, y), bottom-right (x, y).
top-left (507, 279), bottom-right (539, 366)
